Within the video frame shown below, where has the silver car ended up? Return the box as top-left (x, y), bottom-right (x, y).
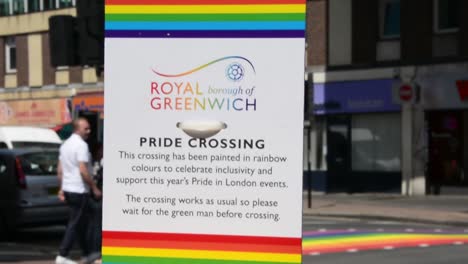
top-left (0, 149), bottom-right (68, 238)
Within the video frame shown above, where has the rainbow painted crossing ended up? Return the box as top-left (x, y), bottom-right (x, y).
top-left (105, 0), bottom-right (306, 38)
top-left (102, 231), bottom-right (302, 263)
top-left (302, 230), bottom-right (468, 255)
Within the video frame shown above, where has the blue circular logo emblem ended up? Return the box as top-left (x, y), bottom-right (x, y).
top-left (226, 63), bottom-right (245, 82)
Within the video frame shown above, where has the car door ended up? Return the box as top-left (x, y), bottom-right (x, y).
top-left (0, 153), bottom-right (17, 209)
top-left (0, 153), bottom-right (19, 234)
top-left (18, 151), bottom-right (62, 208)
top-left (17, 150), bottom-right (69, 225)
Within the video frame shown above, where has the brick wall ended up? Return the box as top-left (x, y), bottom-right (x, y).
top-left (459, 0), bottom-right (468, 59)
top-left (16, 35), bottom-right (29, 87)
top-left (0, 38), bottom-right (4, 87)
top-left (352, 0), bottom-right (378, 65)
top-left (401, 0), bottom-right (433, 62)
top-left (42, 32), bottom-right (55, 85)
top-left (70, 66), bottom-right (83, 83)
top-left (306, 0), bottom-right (327, 66)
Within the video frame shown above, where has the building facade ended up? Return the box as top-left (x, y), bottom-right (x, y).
top-left (3, 0), bottom-right (467, 195)
top-left (305, 0), bottom-right (468, 195)
top-left (0, 0), bottom-right (103, 146)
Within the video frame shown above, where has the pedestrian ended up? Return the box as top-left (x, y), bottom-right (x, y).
top-left (56, 118), bottom-right (102, 264)
top-left (89, 145), bottom-right (103, 263)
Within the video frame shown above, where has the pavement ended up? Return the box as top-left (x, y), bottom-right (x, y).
top-left (303, 192), bottom-right (468, 227)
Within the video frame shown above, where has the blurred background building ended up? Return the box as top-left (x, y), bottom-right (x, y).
top-left (0, 0), bottom-right (103, 149)
top-left (1, 0), bottom-right (467, 196)
top-left (304, 0), bottom-right (468, 195)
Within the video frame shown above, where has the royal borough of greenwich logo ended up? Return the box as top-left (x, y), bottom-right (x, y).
top-left (149, 56), bottom-right (257, 112)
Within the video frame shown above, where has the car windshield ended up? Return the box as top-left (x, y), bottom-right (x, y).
top-left (19, 151), bottom-right (59, 176)
top-left (12, 142), bottom-right (61, 149)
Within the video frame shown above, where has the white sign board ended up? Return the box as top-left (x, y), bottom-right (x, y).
top-left (103, 2), bottom-right (305, 263)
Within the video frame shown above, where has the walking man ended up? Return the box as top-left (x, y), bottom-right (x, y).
top-left (56, 118), bottom-right (102, 264)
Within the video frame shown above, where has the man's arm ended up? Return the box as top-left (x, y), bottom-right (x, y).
top-left (79, 162), bottom-right (102, 199)
top-left (57, 160), bottom-right (65, 202)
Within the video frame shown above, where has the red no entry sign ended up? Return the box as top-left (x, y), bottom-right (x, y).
top-left (399, 84), bottom-right (413, 102)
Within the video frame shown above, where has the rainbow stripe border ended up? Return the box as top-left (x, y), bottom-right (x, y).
top-left (105, 0), bottom-right (306, 38)
top-left (102, 231), bottom-right (302, 263)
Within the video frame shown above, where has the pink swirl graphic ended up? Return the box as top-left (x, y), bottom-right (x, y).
top-left (152, 56), bottom-right (256, 77)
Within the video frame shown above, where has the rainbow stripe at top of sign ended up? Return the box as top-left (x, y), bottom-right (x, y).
top-left (105, 0), bottom-right (306, 38)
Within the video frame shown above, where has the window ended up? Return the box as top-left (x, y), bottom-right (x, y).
top-left (0, 142), bottom-right (8, 149)
top-left (12, 142), bottom-right (61, 149)
top-left (43, 0), bottom-right (56, 10)
top-left (435, 0), bottom-right (460, 33)
top-left (58, 0), bottom-right (72, 8)
top-left (19, 151), bottom-right (59, 175)
top-left (5, 37), bottom-right (16, 73)
top-left (12, 0), bottom-right (25, 14)
top-left (0, 0), bottom-right (11, 16)
top-left (0, 0), bottom-right (76, 14)
top-left (379, 0), bottom-right (400, 39)
top-left (0, 160), bottom-right (7, 175)
top-left (27, 0), bottom-right (40, 12)
top-left (351, 114), bottom-right (401, 172)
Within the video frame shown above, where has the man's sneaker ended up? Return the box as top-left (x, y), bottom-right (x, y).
top-left (55, 255), bottom-right (77, 264)
top-left (82, 252), bottom-right (101, 264)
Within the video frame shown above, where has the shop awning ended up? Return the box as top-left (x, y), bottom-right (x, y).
top-left (52, 122), bottom-right (73, 140)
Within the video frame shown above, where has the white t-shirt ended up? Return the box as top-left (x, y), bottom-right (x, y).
top-left (59, 133), bottom-right (90, 193)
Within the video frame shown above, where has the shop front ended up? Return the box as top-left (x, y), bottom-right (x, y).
top-left (417, 65), bottom-right (468, 195)
top-left (73, 92), bottom-right (104, 120)
top-left (72, 92), bottom-right (104, 161)
top-left (313, 79), bottom-right (402, 193)
top-left (0, 98), bottom-right (72, 128)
